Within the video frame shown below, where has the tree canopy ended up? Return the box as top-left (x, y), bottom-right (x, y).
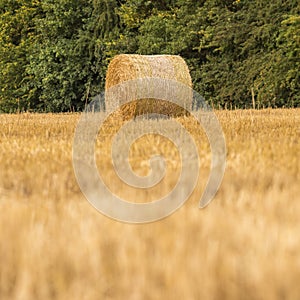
top-left (0, 0), bottom-right (299, 112)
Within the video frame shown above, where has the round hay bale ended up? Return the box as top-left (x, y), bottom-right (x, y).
top-left (105, 54), bottom-right (192, 120)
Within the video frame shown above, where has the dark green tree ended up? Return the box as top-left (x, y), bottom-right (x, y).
top-left (26, 0), bottom-right (94, 111)
top-left (0, 0), bottom-right (42, 112)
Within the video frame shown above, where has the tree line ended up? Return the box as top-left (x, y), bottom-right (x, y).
top-left (0, 0), bottom-right (299, 112)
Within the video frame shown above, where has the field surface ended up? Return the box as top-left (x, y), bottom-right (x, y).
top-left (0, 109), bottom-right (299, 299)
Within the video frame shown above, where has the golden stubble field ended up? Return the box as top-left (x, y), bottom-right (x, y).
top-left (0, 109), bottom-right (299, 299)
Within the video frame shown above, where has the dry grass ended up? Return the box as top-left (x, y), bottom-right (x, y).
top-left (0, 109), bottom-right (299, 299)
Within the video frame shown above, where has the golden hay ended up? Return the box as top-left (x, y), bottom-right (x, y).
top-left (105, 54), bottom-right (192, 120)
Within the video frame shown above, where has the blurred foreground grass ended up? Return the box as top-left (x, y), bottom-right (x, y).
top-left (0, 109), bottom-right (299, 299)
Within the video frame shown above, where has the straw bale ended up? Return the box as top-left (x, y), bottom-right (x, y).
top-left (105, 54), bottom-right (192, 119)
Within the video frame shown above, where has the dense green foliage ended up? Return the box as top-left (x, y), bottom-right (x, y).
top-left (0, 0), bottom-right (299, 112)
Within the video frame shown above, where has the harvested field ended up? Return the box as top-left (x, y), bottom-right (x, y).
top-left (0, 109), bottom-right (299, 299)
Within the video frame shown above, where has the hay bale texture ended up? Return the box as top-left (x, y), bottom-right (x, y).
top-left (105, 54), bottom-right (192, 119)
